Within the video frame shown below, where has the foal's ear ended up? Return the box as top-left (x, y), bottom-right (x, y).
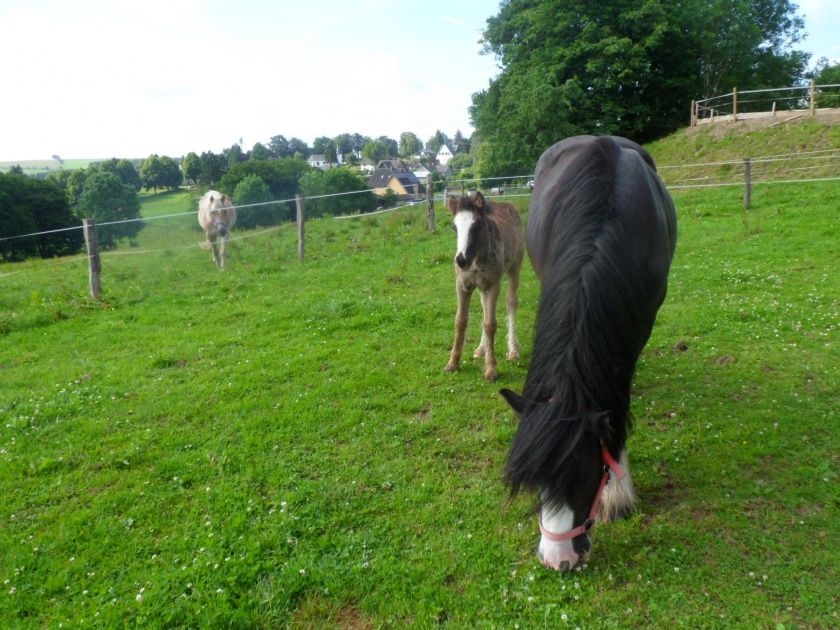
top-left (586, 411), bottom-right (613, 440)
top-left (499, 388), bottom-right (526, 414)
top-left (447, 195), bottom-right (460, 215)
top-left (473, 191), bottom-right (486, 210)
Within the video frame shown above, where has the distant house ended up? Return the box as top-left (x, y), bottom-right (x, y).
top-left (359, 157), bottom-right (375, 174)
top-left (436, 144), bottom-right (454, 166)
top-left (375, 159), bottom-right (411, 172)
top-left (368, 169), bottom-right (425, 198)
top-left (407, 161), bottom-right (434, 181)
top-left (308, 154), bottom-right (334, 170)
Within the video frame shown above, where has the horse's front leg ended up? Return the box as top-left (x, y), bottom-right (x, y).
top-left (505, 267), bottom-right (521, 360)
top-left (445, 280), bottom-right (472, 373)
top-left (479, 284), bottom-right (500, 381)
top-left (219, 234), bottom-right (228, 271)
top-left (208, 234), bottom-right (220, 267)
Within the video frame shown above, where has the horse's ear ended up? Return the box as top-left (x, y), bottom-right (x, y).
top-left (500, 388), bottom-right (526, 414)
top-left (474, 191), bottom-right (486, 210)
top-left (209, 194), bottom-right (215, 204)
top-left (448, 195), bottom-right (460, 215)
top-left (586, 411), bottom-right (613, 441)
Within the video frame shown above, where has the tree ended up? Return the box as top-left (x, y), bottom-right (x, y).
top-left (312, 136), bottom-right (333, 155)
top-left (139, 155), bottom-right (164, 193)
top-left (182, 152), bottom-right (201, 184)
top-left (323, 142), bottom-right (338, 164)
top-left (199, 151), bottom-right (227, 187)
top-left (268, 135), bottom-right (291, 158)
top-left (362, 139), bottom-right (389, 162)
top-left (471, 0), bottom-right (808, 175)
top-left (0, 172), bottom-right (83, 261)
top-left (225, 144), bottom-right (244, 169)
top-left (453, 129), bottom-right (470, 154)
top-left (288, 138), bottom-right (311, 159)
top-left (232, 174), bottom-right (275, 229)
top-left (77, 171), bottom-right (142, 249)
top-left (809, 58), bottom-right (840, 107)
top-left (299, 168), bottom-right (377, 218)
top-left (218, 158), bottom-right (311, 221)
top-left (399, 132), bottom-right (422, 158)
top-left (377, 136), bottom-right (398, 158)
top-left (98, 158), bottom-right (142, 191)
top-left (251, 142), bottom-right (271, 161)
top-left (159, 156), bottom-right (182, 190)
top-left (425, 130), bottom-right (450, 155)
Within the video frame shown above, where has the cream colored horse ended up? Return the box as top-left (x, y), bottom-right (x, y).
top-left (198, 191), bottom-right (237, 270)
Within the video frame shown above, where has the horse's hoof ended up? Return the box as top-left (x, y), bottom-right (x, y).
top-left (506, 350), bottom-right (520, 361)
top-left (484, 369), bottom-right (498, 382)
top-left (444, 362), bottom-right (459, 373)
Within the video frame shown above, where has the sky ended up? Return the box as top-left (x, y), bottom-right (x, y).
top-left (1, 0), bottom-right (838, 162)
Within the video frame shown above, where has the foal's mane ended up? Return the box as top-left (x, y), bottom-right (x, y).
top-left (507, 138), bottom-right (654, 504)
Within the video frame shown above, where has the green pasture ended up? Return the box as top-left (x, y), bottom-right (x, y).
top-left (0, 181), bottom-right (838, 627)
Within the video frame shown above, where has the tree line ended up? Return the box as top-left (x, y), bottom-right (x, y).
top-left (1, 128), bottom-right (473, 262)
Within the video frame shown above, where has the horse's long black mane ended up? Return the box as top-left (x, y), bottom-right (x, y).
top-left (506, 138), bottom-right (664, 507)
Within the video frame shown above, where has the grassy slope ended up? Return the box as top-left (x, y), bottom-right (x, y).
top-left (0, 127), bottom-right (838, 626)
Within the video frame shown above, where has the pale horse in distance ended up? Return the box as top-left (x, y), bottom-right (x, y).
top-left (197, 191), bottom-right (237, 270)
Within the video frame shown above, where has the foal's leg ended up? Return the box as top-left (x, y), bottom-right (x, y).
top-left (479, 283), bottom-right (500, 381)
top-left (598, 449), bottom-right (637, 522)
top-left (505, 267), bottom-right (521, 361)
top-left (445, 281), bottom-right (472, 373)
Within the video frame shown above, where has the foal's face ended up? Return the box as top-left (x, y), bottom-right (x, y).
top-left (449, 192), bottom-right (486, 270)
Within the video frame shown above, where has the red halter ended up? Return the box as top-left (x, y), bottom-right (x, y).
top-left (538, 447), bottom-right (627, 542)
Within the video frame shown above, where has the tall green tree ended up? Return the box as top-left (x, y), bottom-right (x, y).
top-left (139, 155), bottom-right (164, 193)
top-left (182, 152), bottom-right (201, 184)
top-left (232, 174), bottom-right (275, 229)
top-left (0, 172), bottom-right (83, 261)
top-left (298, 168), bottom-right (376, 218)
top-left (77, 171), bottom-right (142, 250)
top-left (471, 0), bottom-right (808, 175)
top-left (361, 139), bottom-right (389, 162)
top-left (251, 142), bottom-right (271, 161)
top-left (399, 132), bottom-right (422, 158)
top-left (199, 151), bottom-right (227, 187)
top-left (98, 158), bottom-right (142, 191)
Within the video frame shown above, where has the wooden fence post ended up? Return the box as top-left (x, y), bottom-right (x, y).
top-left (690, 100), bottom-right (696, 127)
top-left (732, 87), bottom-right (738, 120)
top-left (426, 175), bottom-right (435, 232)
top-left (810, 79), bottom-right (816, 115)
top-left (743, 159), bottom-right (752, 209)
top-left (82, 218), bottom-right (101, 300)
top-left (295, 195), bottom-right (305, 261)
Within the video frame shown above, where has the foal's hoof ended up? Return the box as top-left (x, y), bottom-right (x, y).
top-left (484, 368), bottom-right (498, 382)
top-left (506, 350), bottom-right (520, 361)
top-left (473, 346), bottom-right (485, 358)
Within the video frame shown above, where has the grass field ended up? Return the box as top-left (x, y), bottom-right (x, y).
top-left (0, 178), bottom-right (838, 626)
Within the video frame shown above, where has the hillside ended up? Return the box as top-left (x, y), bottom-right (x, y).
top-left (646, 116), bottom-right (840, 188)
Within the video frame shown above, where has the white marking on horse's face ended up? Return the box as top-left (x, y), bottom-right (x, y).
top-left (538, 502), bottom-right (581, 571)
top-left (453, 210), bottom-right (475, 260)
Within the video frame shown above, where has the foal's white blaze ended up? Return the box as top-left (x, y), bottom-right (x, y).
top-left (453, 210), bottom-right (475, 261)
top-left (538, 500), bottom-right (581, 571)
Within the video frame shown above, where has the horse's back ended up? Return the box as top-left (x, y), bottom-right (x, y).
top-left (527, 135), bottom-right (675, 283)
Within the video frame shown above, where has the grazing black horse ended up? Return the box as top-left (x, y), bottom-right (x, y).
top-left (500, 136), bottom-right (677, 571)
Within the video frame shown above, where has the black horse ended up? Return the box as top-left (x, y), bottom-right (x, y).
top-left (500, 136), bottom-right (677, 571)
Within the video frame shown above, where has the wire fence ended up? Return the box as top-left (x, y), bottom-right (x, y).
top-left (1, 150), bottom-right (837, 285)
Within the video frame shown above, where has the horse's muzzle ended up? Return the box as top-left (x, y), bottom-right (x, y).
top-left (455, 253), bottom-right (469, 269)
top-left (215, 223), bottom-right (228, 237)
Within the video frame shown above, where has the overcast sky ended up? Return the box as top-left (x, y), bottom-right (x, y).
top-left (1, 0), bottom-right (837, 162)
